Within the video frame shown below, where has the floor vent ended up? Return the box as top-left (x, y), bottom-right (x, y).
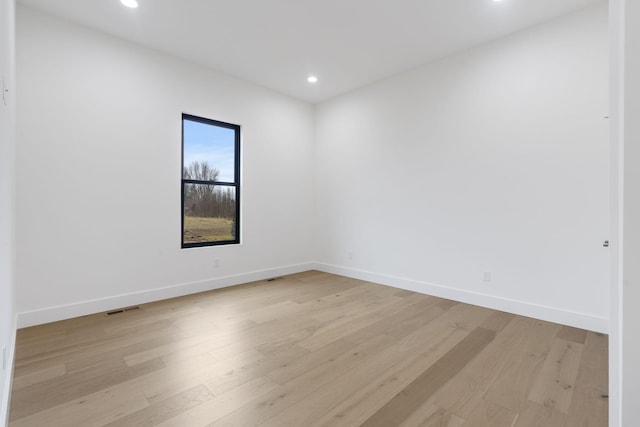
top-left (105, 306), bottom-right (141, 316)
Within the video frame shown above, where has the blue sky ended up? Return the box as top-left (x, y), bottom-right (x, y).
top-left (183, 119), bottom-right (236, 182)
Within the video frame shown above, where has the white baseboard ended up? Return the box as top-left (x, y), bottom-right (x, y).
top-left (1, 315), bottom-right (17, 427)
top-left (314, 263), bottom-right (609, 334)
top-left (17, 261), bottom-right (609, 334)
top-left (17, 262), bottom-right (315, 328)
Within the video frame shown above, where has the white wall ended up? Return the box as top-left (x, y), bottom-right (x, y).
top-left (621, 0), bottom-right (640, 424)
top-left (609, 0), bottom-right (623, 423)
top-left (0, 0), bottom-right (15, 423)
top-left (15, 6), bottom-right (316, 326)
top-left (315, 4), bottom-right (610, 332)
top-left (610, 0), bottom-right (640, 423)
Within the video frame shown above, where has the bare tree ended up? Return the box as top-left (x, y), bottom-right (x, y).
top-left (183, 161), bottom-right (235, 219)
top-left (183, 160), bottom-right (219, 182)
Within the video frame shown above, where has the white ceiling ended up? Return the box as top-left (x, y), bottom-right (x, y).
top-left (18, 0), bottom-right (603, 103)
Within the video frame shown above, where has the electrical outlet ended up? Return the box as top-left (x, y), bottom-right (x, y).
top-left (214, 259), bottom-right (220, 268)
top-left (347, 252), bottom-right (353, 260)
top-left (483, 272), bottom-right (492, 282)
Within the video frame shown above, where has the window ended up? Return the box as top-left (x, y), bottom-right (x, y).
top-left (182, 114), bottom-right (240, 248)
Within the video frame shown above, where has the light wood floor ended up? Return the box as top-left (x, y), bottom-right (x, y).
top-left (8, 271), bottom-right (608, 426)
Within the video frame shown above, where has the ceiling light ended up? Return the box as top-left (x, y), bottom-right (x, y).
top-left (307, 76), bottom-right (318, 84)
top-left (121, 0), bottom-right (138, 8)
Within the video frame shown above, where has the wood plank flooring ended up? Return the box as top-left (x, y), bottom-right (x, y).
top-left (8, 271), bottom-right (608, 426)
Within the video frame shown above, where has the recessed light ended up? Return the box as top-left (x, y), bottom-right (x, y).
top-left (121, 0), bottom-right (138, 8)
top-left (307, 76), bottom-right (318, 84)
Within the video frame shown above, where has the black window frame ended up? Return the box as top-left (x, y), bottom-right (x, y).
top-left (181, 113), bottom-right (241, 248)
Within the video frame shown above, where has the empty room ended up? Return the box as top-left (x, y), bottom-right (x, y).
top-left (1, 0), bottom-right (639, 426)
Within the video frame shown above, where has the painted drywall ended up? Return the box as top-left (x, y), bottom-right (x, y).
top-left (15, 6), bottom-right (316, 326)
top-left (608, 0), bottom-right (623, 423)
top-left (621, 0), bottom-right (640, 423)
top-left (0, 0), bottom-right (16, 423)
top-left (610, 0), bottom-right (640, 423)
top-left (314, 3), bottom-right (610, 332)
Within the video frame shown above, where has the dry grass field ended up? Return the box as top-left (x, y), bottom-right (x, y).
top-left (183, 216), bottom-right (234, 243)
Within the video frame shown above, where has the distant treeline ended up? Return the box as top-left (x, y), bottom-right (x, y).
top-left (183, 161), bottom-right (236, 218)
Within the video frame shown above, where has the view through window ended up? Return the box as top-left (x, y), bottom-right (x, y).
top-left (182, 114), bottom-right (240, 247)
